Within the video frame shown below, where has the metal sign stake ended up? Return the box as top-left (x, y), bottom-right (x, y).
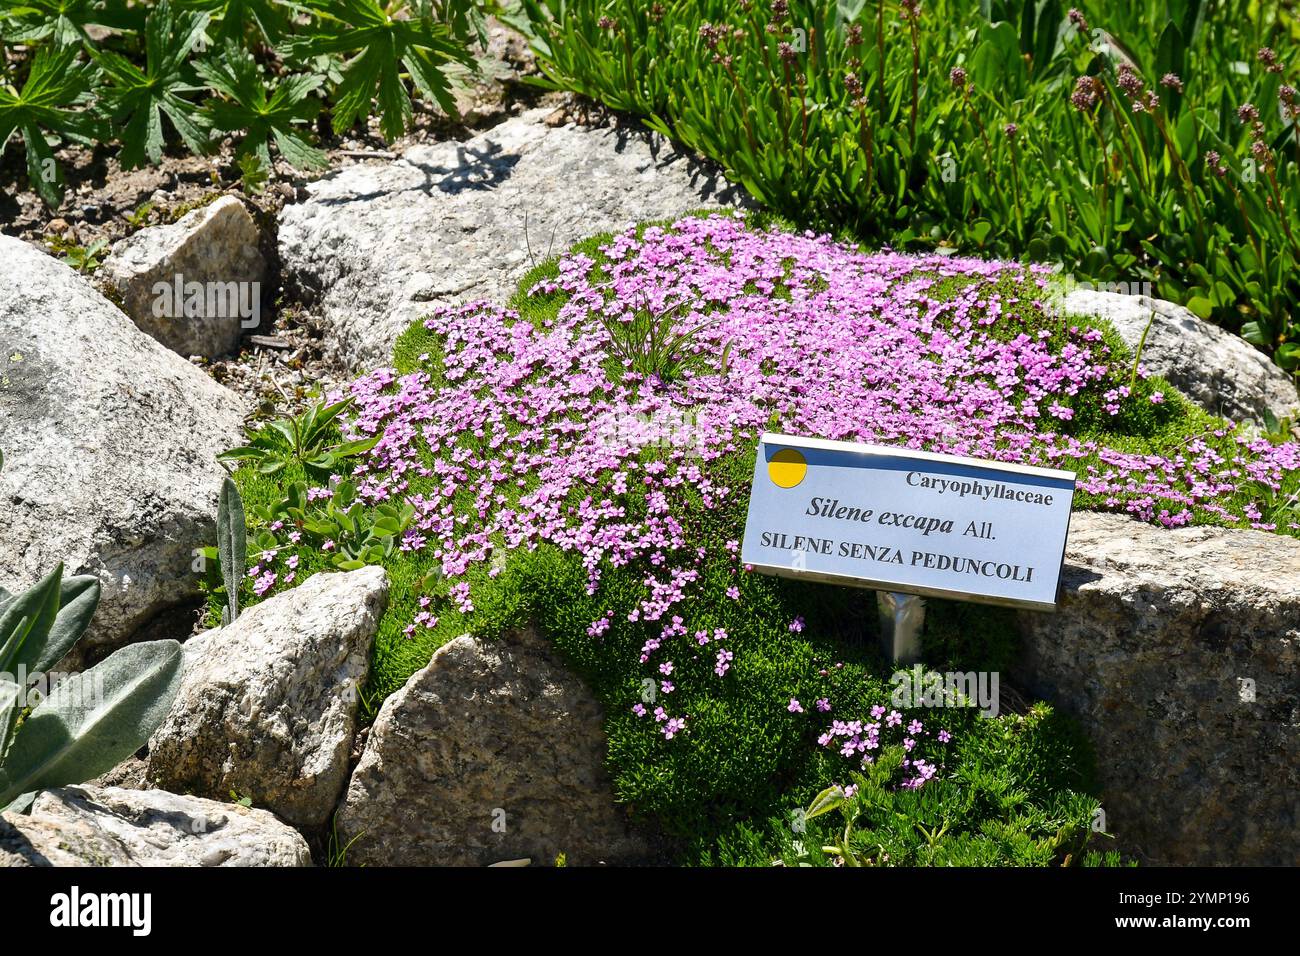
top-left (877, 591), bottom-right (925, 665)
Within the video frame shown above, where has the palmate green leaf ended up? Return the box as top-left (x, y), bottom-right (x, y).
top-left (411, 0), bottom-right (485, 49)
top-left (0, 640), bottom-right (184, 809)
top-left (175, 0), bottom-right (289, 43)
top-left (287, 0), bottom-right (475, 140)
top-left (91, 0), bottom-right (211, 168)
top-left (0, 0), bottom-right (140, 46)
top-left (0, 44), bottom-right (103, 206)
top-left (196, 42), bottom-right (327, 169)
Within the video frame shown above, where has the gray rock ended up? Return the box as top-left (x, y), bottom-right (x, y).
top-left (92, 757), bottom-right (151, 791)
top-left (0, 236), bottom-right (247, 655)
top-left (147, 567), bottom-right (387, 829)
top-left (0, 785), bottom-right (310, 866)
top-left (278, 108), bottom-right (746, 371)
top-left (1014, 511), bottom-right (1300, 865)
top-left (1064, 289), bottom-right (1298, 425)
top-left (335, 626), bottom-right (651, 866)
top-left (102, 195), bottom-right (265, 358)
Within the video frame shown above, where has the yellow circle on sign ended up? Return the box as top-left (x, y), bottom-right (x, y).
top-left (768, 448), bottom-right (808, 489)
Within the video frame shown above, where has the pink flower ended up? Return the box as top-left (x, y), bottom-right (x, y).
top-left (714, 648), bottom-right (733, 677)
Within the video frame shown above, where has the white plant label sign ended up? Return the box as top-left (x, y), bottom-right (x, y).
top-left (741, 433), bottom-right (1077, 611)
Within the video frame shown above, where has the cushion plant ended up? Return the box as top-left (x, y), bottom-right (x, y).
top-left (210, 211), bottom-right (1296, 864)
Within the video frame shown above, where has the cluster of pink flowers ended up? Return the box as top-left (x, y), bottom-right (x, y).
top-left (817, 703), bottom-right (952, 790)
top-left (247, 546), bottom-right (295, 598)
top-left (282, 212), bottom-right (1296, 737)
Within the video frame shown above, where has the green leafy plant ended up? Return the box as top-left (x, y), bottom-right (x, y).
top-left (796, 706), bottom-right (1109, 868)
top-left (598, 297), bottom-right (720, 384)
top-left (217, 396), bottom-right (380, 478)
top-left (176, 0), bottom-right (290, 44)
top-left (1, 0), bottom-right (490, 206)
top-left (285, 0), bottom-right (479, 139)
top-left (89, 0), bottom-right (212, 168)
top-left (803, 747), bottom-right (910, 867)
top-left (248, 478), bottom-right (415, 571)
top-left (299, 480), bottom-right (415, 570)
top-left (196, 40), bottom-right (328, 170)
top-left (0, 564), bottom-right (184, 811)
top-left (217, 476), bottom-right (247, 625)
top-left (236, 151), bottom-right (270, 193)
top-left (0, 43), bottom-right (103, 205)
top-left (56, 236), bottom-right (107, 273)
top-left (0, 0), bottom-right (138, 46)
top-left (124, 200), bottom-right (154, 228)
top-left (1261, 407), bottom-right (1300, 444)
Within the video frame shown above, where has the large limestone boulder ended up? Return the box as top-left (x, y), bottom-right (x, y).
top-left (0, 786), bottom-right (310, 866)
top-left (278, 108), bottom-right (746, 371)
top-left (335, 626), bottom-right (651, 866)
top-left (102, 195), bottom-right (265, 359)
top-left (0, 236), bottom-right (247, 656)
top-left (147, 567), bottom-right (387, 829)
top-left (1064, 289), bottom-right (1298, 425)
top-left (1014, 511), bottom-right (1300, 865)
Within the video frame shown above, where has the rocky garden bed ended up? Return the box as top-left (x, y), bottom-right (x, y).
top-left (1, 1), bottom-right (1298, 871)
